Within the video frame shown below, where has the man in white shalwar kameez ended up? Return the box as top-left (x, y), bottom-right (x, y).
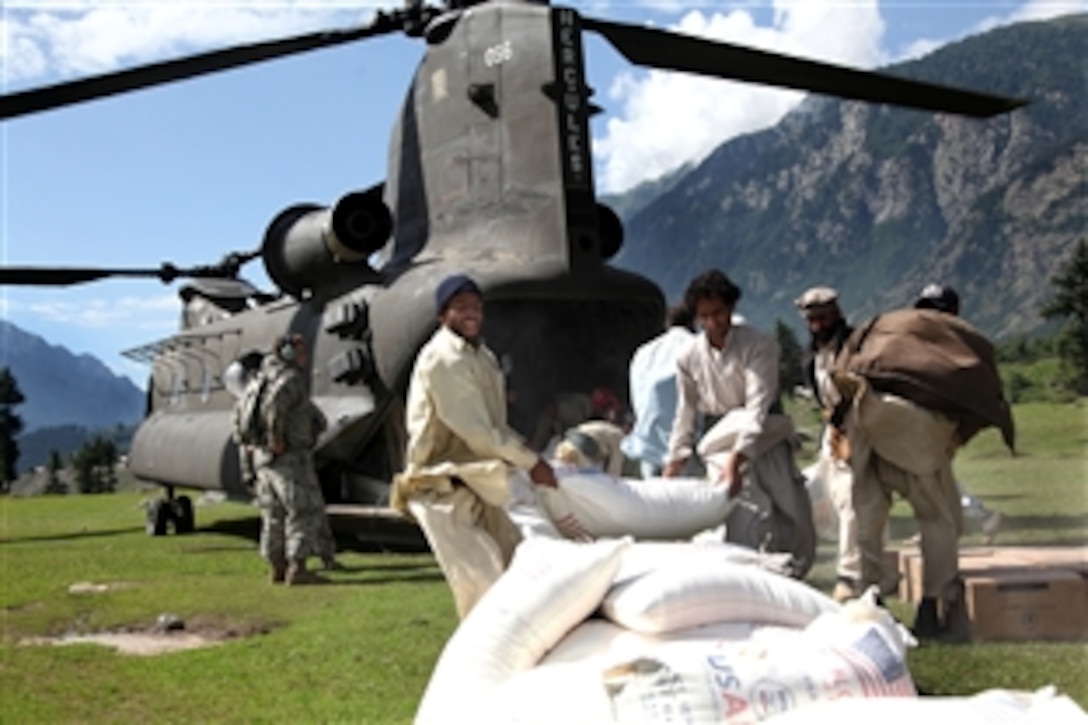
top-left (663, 269), bottom-right (815, 578)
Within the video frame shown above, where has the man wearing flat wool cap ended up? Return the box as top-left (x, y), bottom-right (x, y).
top-left (392, 273), bottom-right (557, 618)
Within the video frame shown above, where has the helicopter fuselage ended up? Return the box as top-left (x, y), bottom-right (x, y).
top-left (127, 2), bottom-right (666, 508)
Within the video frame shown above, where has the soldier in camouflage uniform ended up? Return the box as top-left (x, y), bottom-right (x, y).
top-left (250, 333), bottom-right (330, 585)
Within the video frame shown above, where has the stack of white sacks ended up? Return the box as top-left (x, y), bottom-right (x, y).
top-left (414, 465), bottom-right (1088, 724)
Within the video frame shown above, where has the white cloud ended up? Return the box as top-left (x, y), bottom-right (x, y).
top-left (2, 2), bottom-right (373, 86)
top-left (1, 21), bottom-right (49, 80)
top-left (4, 292), bottom-right (178, 331)
top-left (897, 37), bottom-right (941, 62)
top-left (1000, 0), bottom-right (1088, 23)
top-left (630, 0), bottom-right (691, 14)
top-left (593, 0), bottom-right (1087, 192)
top-left (1, 291), bottom-right (178, 385)
top-left (593, 0), bottom-right (888, 192)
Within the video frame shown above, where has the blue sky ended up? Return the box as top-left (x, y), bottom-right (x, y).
top-left (1, 0), bottom-right (1083, 386)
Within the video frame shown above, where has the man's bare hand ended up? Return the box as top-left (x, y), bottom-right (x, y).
top-left (829, 427), bottom-right (851, 462)
top-left (715, 451), bottom-right (746, 498)
top-left (662, 459), bottom-right (686, 478)
top-left (529, 458), bottom-right (558, 488)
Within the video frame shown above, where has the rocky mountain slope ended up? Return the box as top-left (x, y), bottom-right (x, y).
top-left (0, 319), bottom-right (144, 433)
top-left (612, 14), bottom-right (1087, 339)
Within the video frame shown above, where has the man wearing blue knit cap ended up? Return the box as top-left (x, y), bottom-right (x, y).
top-left (432, 273), bottom-right (482, 317)
top-left (396, 273), bottom-right (557, 617)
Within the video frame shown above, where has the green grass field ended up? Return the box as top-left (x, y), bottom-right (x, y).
top-left (1, 400), bottom-right (1085, 723)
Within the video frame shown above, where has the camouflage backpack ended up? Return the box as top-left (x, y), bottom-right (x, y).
top-left (233, 374), bottom-right (270, 447)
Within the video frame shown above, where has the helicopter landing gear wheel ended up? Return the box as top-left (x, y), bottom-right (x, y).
top-left (146, 491), bottom-right (195, 536)
top-left (146, 499), bottom-right (171, 536)
top-left (172, 495), bottom-right (195, 534)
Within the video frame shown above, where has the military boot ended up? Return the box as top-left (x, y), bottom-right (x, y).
top-left (270, 562), bottom-right (287, 584)
top-left (911, 597), bottom-right (942, 640)
top-left (285, 560), bottom-right (329, 586)
top-left (321, 556), bottom-right (347, 572)
top-left (938, 581), bottom-right (971, 644)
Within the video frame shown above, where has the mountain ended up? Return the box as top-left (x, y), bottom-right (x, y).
top-left (16, 423), bottom-right (136, 474)
top-left (601, 162), bottom-right (691, 221)
top-left (612, 14), bottom-right (1087, 340)
top-left (0, 319), bottom-right (145, 432)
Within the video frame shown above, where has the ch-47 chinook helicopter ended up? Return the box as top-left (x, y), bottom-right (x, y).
top-left (0, 0), bottom-right (1025, 538)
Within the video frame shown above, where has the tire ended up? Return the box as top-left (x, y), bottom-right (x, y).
top-left (173, 495), bottom-right (195, 534)
top-left (146, 499), bottom-right (170, 536)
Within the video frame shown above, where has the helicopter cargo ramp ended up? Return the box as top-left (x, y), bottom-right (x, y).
top-left (326, 504), bottom-right (428, 553)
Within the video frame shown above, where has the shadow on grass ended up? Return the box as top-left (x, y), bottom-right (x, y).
top-left (326, 570), bottom-right (445, 587)
top-left (179, 544), bottom-right (257, 553)
top-left (345, 559), bottom-right (437, 572)
top-left (200, 516), bottom-right (261, 542)
top-left (1001, 514), bottom-right (1088, 538)
top-left (888, 512), bottom-right (1088, 546)
top-left (963, 493), bottom-right (1028, 503)
top-left (1002, 513), bottom-right (1088, 527)
top-left (0, 526), bottom-right (145, 544)
top-left (198, 515), bottom-right (434, 556)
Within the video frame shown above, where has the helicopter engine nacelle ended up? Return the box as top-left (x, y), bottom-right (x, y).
top-left (596, 203), bottom-right (624, 260)
top-left (262, 188), bottom-right (392, 297)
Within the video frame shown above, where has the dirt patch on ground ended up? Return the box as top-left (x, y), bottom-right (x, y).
top-left (23, 631), bottom-right (225, 655)
top-left (20, 617), bottom-right (277, 656)
top-left (68, 581), bottom-right (133, 594)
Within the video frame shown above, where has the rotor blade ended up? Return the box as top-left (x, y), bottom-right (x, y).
top-left (0, 14), bottom-right (401, 120)
top-left (0, 247), bottom-right (264, 285)
top-left (583, 17), bottom-right (1027, 118)
top-left (0, 268), bottom-right (172, 286)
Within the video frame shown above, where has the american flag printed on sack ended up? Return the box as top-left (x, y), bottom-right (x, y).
top-left (833, 629), bottom-right (916, 697)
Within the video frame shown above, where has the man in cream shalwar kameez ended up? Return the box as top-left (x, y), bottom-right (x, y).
top-left (392, 274), bottom-right (556, 618)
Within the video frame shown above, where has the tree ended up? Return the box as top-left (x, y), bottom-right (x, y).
top-left (1041, 238), bottom-right (1088, 395)
top-left (775, 320), bottom-right (804, 399)
top-left (73, 435), bottom-right (118, 494)
top-left (0, 367), bottom-right (26, 492)
top-left (45, 449), bottom-right (67, 495)
top-left (98, 438), bottom-right (119, 491)
top-left (1005, 370), bottom-right (1031, 404)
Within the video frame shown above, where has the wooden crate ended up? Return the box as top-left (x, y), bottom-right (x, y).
top-left (897, 546), bottom-right (1083, 603)
top-left (999, 546), bottom-right (1088, 573)
top-left (898, 547), bottom-right (919, 602)
top-left (895, 546), bottom-right (1088, 641)
top-left (966, 569), bottom-right (1088, 642)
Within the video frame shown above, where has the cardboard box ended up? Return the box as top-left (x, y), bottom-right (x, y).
top-left (966, 569), bottom-right (1088, 642)
top-left (899, 548), bottom-right (919, 602)
top-left (894, 545), bottom-right (1088, 641)
top-left (1001, 546), bottom-right (1088, 573)
top-left (899, 547), bottom-right (1050, 603)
